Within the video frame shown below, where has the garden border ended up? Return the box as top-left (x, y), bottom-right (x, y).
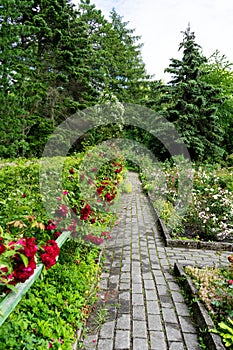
top-left (174, 262), bottom-right (226, 350)
top-left (147, 192), bottom-right (233, 251)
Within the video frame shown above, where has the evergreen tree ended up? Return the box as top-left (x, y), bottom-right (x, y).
top-left (107, 9), bottom-right (149, 103)
top-left (201, 51), bottom-right (233, 156)
top-left (164, 25), bottom-right (224, 161)
top-left (0, 0), bottom-right (150, 157)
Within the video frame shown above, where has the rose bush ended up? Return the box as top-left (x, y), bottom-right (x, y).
top-left (0, 148), bottom-right (126, 293)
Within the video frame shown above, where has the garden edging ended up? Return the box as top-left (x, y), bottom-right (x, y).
top-left (147, 191), bottom-right (233, 251)
top-left (174, 262), bottom-right (226, 350)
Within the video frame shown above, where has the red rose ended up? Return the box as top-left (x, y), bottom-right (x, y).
top-left (228, 280), bottom-right (233, 285)
top-left (69, 168), bottom-right (75, 174)
top-left (80, 204), bottom-right (91, 220)
top-left (228, 255), bottom-right (233, 264)
top-left (0, 241), bottom-right (6, 255)
top-left (104, 193), bottom-right (115, 202)
top-left (13, 257), bottom-right (36, 283)
top-left (114, 166), bottom-right (122, 173)
top-left (40, 240), bottom-right (60, 270)
top-left (21, 237), bottom-right (38, 258)
top-left (84, 234), bottom-right (104, 245)
top-left (97, 187), bottom-right (104, 195)
top-left (40, 253), bottom-right (57, 270)
top-left (53, 231), bottom-right (62, 239)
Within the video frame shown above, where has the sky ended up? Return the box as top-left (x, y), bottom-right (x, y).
top-left (74, 0), bottom-right (233, 82)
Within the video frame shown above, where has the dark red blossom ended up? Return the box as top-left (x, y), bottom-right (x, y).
top-left (69, 168), bottom-right (75, 174)
top-left (40, 240), bottom-right (60, 270)
top-left (46, 220), bottom-right (57, 231)
top-left (104, 193), bottom-right (115, 202)
top-left (53, 231), bottom-right (62, 239)
top-left (80, 204), bottom-right (91, 220)
top-left (88, 178), bottom-right (94, 186)
top-left (114, 166), bottom-right (122, 173)
top-left (97, 186), bottom-right (104, 195)
top-left (22, 193), bottom-right (26, 198)
top-left (101, 231), bottom-right (111, 239)
top-left (228, 255), bottom-right (233, 264)
top-left (66, 219), bottom-right (77, 232)
top-left (13, 257), bottom-right (36, 283)
top-left (17, 237), bottom-right (38, 258)
top-left (0, 238), bottom-right (5, 255)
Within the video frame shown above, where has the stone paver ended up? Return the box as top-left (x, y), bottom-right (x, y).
top-left (82, 172), bottom-right (230, 350)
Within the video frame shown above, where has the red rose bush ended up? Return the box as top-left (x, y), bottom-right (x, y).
top-left (0, 233), bottom-right (60, 287)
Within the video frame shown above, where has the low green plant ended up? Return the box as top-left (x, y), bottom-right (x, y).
top-left (211, 318), bottom-right (233, 348)
top-left (93, 305), bottom-right (108, 331)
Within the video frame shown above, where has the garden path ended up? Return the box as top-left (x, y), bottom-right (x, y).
top-left (82, 172), bottom-right (230, 350)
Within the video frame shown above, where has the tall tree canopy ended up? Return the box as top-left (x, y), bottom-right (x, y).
top-left (163, 25), bottom-right (224, 161)
top-left (0, 0), bottom-right (149, 157)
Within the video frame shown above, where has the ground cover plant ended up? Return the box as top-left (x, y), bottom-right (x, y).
top-left (184, 254), bottom-right (233, 348)
top-left (141, 160), bottom-right (233, 243)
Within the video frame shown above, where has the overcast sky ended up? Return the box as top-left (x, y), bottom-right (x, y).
top-left (74, 0), bottom-right (233, 82)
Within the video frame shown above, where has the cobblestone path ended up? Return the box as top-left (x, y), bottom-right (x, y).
top-left (82, 172), bottom-right (230, 350)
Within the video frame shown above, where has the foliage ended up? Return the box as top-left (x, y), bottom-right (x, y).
top-left (0, 0), bottom-right (149, 158)
top-left (212, 318), bottom-right (233, 348)
top-left (202, 51), bottom-right (233, 156)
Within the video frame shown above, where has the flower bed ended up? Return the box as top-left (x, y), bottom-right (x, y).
top-left (141, 161), bottom-right (233, 245)
top-left (174, 254), bottom-right (233, 349)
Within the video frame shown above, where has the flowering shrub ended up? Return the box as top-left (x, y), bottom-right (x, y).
top-left (0, 229), bottom-right (60, 288)
top-left (0, 149), bottom-right (126, 293)
top-left (142, 161), bottom-right (233, 242)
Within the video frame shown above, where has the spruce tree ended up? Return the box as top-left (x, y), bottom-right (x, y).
top-left (164, 25), bottom-right (224, 161)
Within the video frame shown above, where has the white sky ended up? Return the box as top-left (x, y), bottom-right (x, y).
top-left (74, 0), bottom-right (233, 82)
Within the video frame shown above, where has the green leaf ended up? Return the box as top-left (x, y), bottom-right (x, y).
top-left (19, 254), bottom-right (29, 267)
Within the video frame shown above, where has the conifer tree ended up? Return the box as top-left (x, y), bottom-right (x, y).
top-left (164, 25), bottom-right (224, 160)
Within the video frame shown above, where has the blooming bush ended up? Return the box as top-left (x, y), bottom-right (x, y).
top-left (0, 149), bottom-right (126, 292)
top-left (141, 161), bottom-right (233, 242)
top-left (0, 229), bottom-right (60, 288)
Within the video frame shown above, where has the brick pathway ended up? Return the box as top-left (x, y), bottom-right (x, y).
top-left (82, 172), bottom-right (230, 350)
